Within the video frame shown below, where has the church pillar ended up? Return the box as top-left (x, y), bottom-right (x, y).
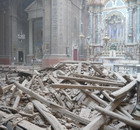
top-left (29, 19), bottom-right (33, 56)
top-left (89, 6), bottom-right (93, 44)
top-left (128, 7), bottom-right (133, 43)
top-left (137, 6), bottom-right (140, 42)
top-left (97, 12), bottom-right (101, 44)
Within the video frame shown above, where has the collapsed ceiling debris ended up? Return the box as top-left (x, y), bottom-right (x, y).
top-left (0, 61), bottom-right (140, 130)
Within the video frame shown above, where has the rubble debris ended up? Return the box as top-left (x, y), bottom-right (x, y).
top-left (0, 61), bottom-right (139, 130)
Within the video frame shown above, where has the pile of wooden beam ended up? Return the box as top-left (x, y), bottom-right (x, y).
top-left (0, 61), bottom-right (140, 130)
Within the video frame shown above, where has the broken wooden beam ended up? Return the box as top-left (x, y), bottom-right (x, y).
top-left (37, 77), bottom-right (46, 91)
top-left (73, 73), bottom-right (118, 83)
top-left (83, 96), bottom-right (125, 130)
top-left (58, 76), bottom-right (124, 86)
top-left (51, 84), bottom-right (120, 91)
top-left (119, 106), bottom-right (134, 119)
top-left (82, 90), bottom-right (108, 107)
top-left (92, 65), bottom-right (106, 77)
top-left (2, 84), bottom-right (14, 93)
top-left (32, 100), bottom-right (64, 130)
top-left (114, 72), bottom-right (127, 84)
top-left (13, 79), bottom-right (28, 109)
top-left (95, 106), bottom-right (140, 129)
top-left (102, 90), bottom-right (114, 102)
top-left (110, 80), bottom-right (137, 99)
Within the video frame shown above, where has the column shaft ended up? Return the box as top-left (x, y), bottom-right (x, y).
top-left (137, 6), bottom-right (140, 42)
top-left (97, 13), bottom-right (101, 44)
top-left (89, 6), bottom-right (93, 44)
top-left (29, 20), bottom-right (33, 55)
top-left (128, 8), bottom-right (133, 43)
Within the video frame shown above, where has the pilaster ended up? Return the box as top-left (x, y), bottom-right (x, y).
top-left (42, 0), bottom-right (51, 55)
top-left (89, 6), bottom-right (93, 44)
top-left (137, 5), bottom-right (140, 42)
top-left (128, 7), bottom-right (133, 43)
top-left (97, 12), bottom-right (101, 44)
top-left (29, 19), bottom-right (33, 56)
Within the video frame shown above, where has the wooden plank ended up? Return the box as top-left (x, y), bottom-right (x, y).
top-left (51, 84), bottom-right (120, 90)
top-left (49, 75), bottom-right (59, 84)
top-left (32, 100), bottom-right (64, 130)
top-left (13, 79), bottom-right (28, 109)
top-left (52, 106), bottom-right (90, 125)
top-left (92, 65), bottom-right (106, 77)
top-left (102, 90), bottom-right (114, 102)
top-left (82, 90), bottom-right (108, 107)
top-left (95, 106), bottom-right (140, 129)
top-left (26, 75), bottom-right (36, 88)
top-left (119, 106), bottom-right (134, 119)
top-left (18, 120), bottom-right (46, 130)
top-left (83, 115), bottom-right (105, 130)
top-left (57, 72), bottom-right (71, 83)
top-left (114, 72), bottom-right (127, 84)
top-left (123, 75), bottom-right (133, 82)
top-left (37, 77), bottom-right (46, 91)
top-left (110, 80), bottom-right (137, 99)
top-left (2, 84), bottom-right (13, 92)
top-left (115, 109), bottom-right (127, 117)
top-left (58, 76), bottom-right (124, 86)
top-left (73, 73), bottom-right (119, 83)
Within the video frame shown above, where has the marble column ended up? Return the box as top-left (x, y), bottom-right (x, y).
top-left (137, 6), bottom-right (140, 42)
top-left (128, 7), bottom-right (133, 43)
top-left (29, 19), bottom-right (33, 56)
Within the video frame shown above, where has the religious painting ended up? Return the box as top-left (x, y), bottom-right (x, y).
top-left (107, 14), bottom-right (125, 42)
